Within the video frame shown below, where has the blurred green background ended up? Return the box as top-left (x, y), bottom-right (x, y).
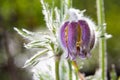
top-left (0, 0), bottom-right (120, 80)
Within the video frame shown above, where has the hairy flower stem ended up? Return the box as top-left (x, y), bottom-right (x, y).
top-left (60, 0), bottom-right (72, 22)
top-left (55, 55), bottom-right (60, 80)
top-left (72, 61), bottom-right (85, 80)
top-left (68, 60), bottom-right (72, 80)
top-left (96, 0), bottom-right (107, 80)
top-left (60, 0), bottom-right (64, 22)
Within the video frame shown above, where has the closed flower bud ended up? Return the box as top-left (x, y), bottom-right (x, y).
top-left (60, 8), bottom-right (96, 60)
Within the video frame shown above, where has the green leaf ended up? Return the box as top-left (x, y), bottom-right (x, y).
top-left (24, 40), bottom-right (49, 49)
top-left (14, 27), bottom-right (31, 38)
top-left (14, 27), bottom-right (50, 41)
top-left (14, 27), bottom-right (34, 40)
top-left (23, 49), bottom-right (49, 68)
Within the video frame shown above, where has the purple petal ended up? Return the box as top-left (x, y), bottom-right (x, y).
top-left (90, 29), bottom-right (95, 50)
top-left (68, 22), bottom-right (78, 52)
top-left (60, 21), bottom-right (69, 48)
top-left (78, 20), bottom-right (93, 58)
top-left (67, 22), bottom-right (78, 59)
top-left (60, 21), bottom-right (77, 60)
top-left (78, 20), bottom-right (91, 47)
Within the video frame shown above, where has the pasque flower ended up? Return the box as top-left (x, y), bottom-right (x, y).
top-left (60, 8), bottom-right (96, 60)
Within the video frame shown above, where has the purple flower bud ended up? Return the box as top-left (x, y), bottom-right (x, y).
top-left (60, 9), bottom-right (96, 60)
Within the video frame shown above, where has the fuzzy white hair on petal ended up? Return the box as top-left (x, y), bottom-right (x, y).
top-left (67, 8), bottom-right (86, 22)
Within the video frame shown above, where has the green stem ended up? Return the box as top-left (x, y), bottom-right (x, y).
top-left (64, 0), bottom-right (72, 13)
top-left (68, 60), bottom-right (72, 80)
top-left (96, 0), bottom-right (107, 80)
top-left (75, 71), bottom-right (78, 80)
top-left (55, 55), bottom-right (60, 80)
top-left (60, 0), bottom-right (72, 22)
top-left (60, 0), bottom-right (64, 22)
top-left (72, 61), bottom-right (85, 80)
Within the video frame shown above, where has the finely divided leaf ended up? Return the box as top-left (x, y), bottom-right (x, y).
top-left (23, 49), bottom-right (49, 68)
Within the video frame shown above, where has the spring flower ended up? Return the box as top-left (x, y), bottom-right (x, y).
top-left (60, 8), bottom-right (96, 60)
